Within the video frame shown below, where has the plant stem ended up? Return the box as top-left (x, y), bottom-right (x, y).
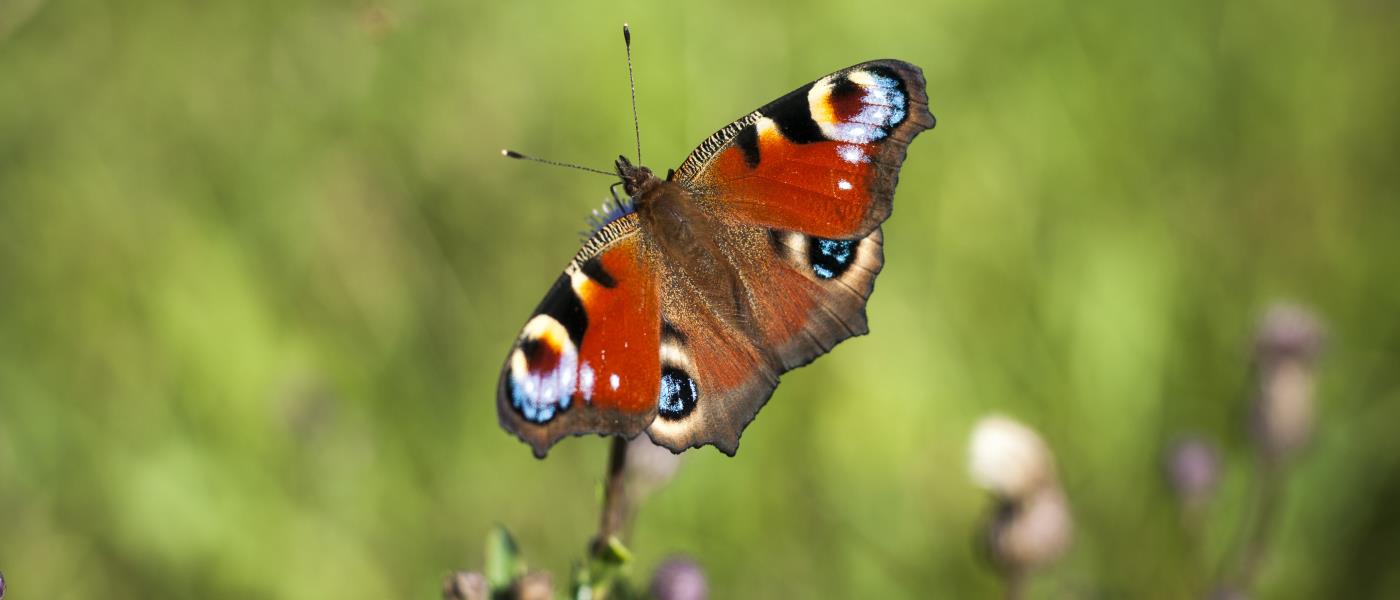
top-left (1231, 458), bottom-right (1285, 592)
top-left (593, 435), bottom-right (630, 556)
top-left (1004, 568), bottom-right (1026, 600)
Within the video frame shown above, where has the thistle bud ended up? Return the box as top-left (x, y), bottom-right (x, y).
top-left (515, 572), bottom-right (553, 600)
top-left (968, 415), bottom-right (1057, 500)
top-left (968, 415), bottom-right (1073, 577)
top-left (1250, 303), bottom-right (1326, 462)
top-left (985, 485), bottom-right (1074, 573)
top-left (1165, 437), bottom-right (1221, 508)
top-left (442, 571), bottom-right (488, 600)
top-left (650, 556), bottom-right (709, 600)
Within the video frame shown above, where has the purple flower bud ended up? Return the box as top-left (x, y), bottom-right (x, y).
top-left (1254, 303), bottom-right (1325, 368)
top-left (1251, 303), bottom-right (1326, 461)
top-left (1166, 437), bottom-right (1221, 507)
top-left (650, 556), bottom-right (709, 600)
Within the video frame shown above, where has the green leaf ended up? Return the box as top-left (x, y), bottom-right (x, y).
top-left (595, 536), bottom-right (633, 565)
top-left (484, 524), bottom-right (524, 591)
top-left (571, 536), bottom-right (635, 600)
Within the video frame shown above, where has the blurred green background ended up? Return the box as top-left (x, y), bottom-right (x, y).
top-left (2, 0), bottom-right (1399, 597)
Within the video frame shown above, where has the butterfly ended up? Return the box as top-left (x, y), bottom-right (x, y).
top-left (498, 57), bottom-right (935, 457)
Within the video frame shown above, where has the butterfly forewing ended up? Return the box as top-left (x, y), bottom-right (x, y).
top-left (675, 60), bottom-right (935, 240)
top-left (497, 216), bottom-right (662, 457)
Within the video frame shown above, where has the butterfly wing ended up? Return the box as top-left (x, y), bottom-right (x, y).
top-left (644, 225), bottom-right (886, 454)
top-left (497, 216), bottom-right (662, 457)
top-left (673, 60), bottom-right (935, 240)
top-left (499, 60), bottom-right (933, 457)
top-left (643, 60), bottom-right (932, 453)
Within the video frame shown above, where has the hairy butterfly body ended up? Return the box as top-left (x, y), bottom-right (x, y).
top-left (499, 59), bottom-right (936, 457)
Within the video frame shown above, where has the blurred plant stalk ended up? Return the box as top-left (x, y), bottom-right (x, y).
top-left (968, 415), bottom-right (1074, 599)
top-left (1220, 303), bottom-right (1326, 596)
top-left (1164, 435), bottom-right (1223, 591)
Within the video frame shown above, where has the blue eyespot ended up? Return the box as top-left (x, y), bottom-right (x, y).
top-left (809, 238), bottom-right (857, 280)
top-left (658, 367), bottom-right (698, 420)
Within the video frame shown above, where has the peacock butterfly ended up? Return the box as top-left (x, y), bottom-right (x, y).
top-left (498, 31), bottom-right (936, 458)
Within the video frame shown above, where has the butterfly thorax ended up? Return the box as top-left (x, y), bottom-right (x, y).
top-left (615, 155), bottom-right (660, 198)
top-left (615, 154), bottom-right (708, 253)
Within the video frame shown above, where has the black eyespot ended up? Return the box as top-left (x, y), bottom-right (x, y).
top-left (808, 237), bottom-right (858, 280)
top-left (657, 366), bottom-right (698, 421)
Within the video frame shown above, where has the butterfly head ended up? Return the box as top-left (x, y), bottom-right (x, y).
top-left (616, 155), bottom-right (661, 198)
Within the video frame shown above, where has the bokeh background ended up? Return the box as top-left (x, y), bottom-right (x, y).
top-left (2, 0), bottom-right (1398, 597)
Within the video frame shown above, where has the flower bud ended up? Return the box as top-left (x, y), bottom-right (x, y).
top-left (442, 571), bottom-right (488, 600)
top-left (1251, 303), bottom-right (1326, 461)
top-left (1165, 437), bottom-right (1221, 508)
top-left (1254, 303), bottom-right (1325, 367)
top-left (969, 415), bottom-right (1074, 576)
top-left (515, 572), bottom-right (553, 600)
top-left (985, 485), bottom-right (1074, 573)
top-left (650, 556), bottom-right (709, 600)
top-left (968, 415), bottom-right (1056, 500)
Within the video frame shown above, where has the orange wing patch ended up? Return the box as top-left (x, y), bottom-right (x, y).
top-left (497, 217), bottom-right (661, 457)
top-left (676, 60), bottom-right (936, 240)
top-left (570, 236), bottom-right (661, 415)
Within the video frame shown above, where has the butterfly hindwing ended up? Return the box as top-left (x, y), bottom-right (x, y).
top-left (674, 60), bottom-right (935, 240)
top-left (642, 225), bottom-right (885, 454)
top-left (756, 227), bottom-right (886, 370)
top-left (498, 216), bottom-right (661, 457)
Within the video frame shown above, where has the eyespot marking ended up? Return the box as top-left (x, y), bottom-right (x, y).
top-left (809, 237), bottom-right (858, 280)
top-left (509, 314), bottom-right (578, 423)
top-left (658, 366), bottom-right (698, 420)
top-left (807, 69), bottom-right (907, 144)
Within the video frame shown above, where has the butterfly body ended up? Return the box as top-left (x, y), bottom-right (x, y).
top-left (499, 60), bottom-right (936, 457)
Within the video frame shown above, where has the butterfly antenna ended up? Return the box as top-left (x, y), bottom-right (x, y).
top-left (623, 23), bottom-right (642, 165)
top-left (500, 149), bottom-right (615, 177)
